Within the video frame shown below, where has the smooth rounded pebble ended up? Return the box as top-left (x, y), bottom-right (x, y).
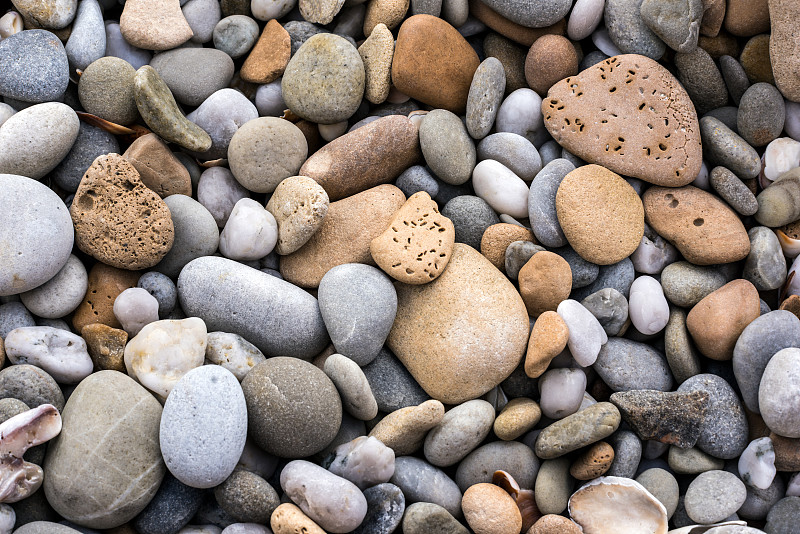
top-left (684, 470), bottom-right (747, 524)
top-left (19, 255), bottom-right (86, 319)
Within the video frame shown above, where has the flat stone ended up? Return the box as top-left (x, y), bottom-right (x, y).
top-left (359, 23), bottom-right (394, 105)
top-left (685, 470), bottom-right (747, 524)
top-left (640, 0), bottom-right (702, 53)
top-left (594, 337), bottom-right (673, 391)
top-left (700, 116), bottom-right (761, 179)
top-left (120, 0), bottom-right (193, 50)
top-left (480, 0), bottom-right (570, 28)
top-left (387, 243), bottom-right (529, 404)
top-left (604, 0), bottom-right (667, 58)
top-left (478, 132), bottom-right (542, 182)
top-left (0, 30), bottom-right (69, 104)
top-left (241, 19), bottom-right (290, 84)
top-left (77, 56), bottom-right (139, 125)
top-left (123, 133), bottom-right (192, 198)
top-left (420, 109), bottom-right (476, 186)
top-left (535, 402), bottom-right (621, 459)
top-left (543, 55), bottom-right (702, 187)
top-left (150, 48), bottom-right (235, 107)
top-left (466, 57), bottom-right (506, 139)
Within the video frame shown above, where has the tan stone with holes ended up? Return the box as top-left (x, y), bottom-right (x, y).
top-left (542, 54), bottom-right (702, 187)
top-left (371, 191), bottom-right (455, 285)
top-left (643, 185), bottom-right (750, 265)
top-left (569, 441), bottom-right (615, 480)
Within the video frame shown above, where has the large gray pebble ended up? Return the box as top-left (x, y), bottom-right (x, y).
top-left (455, 441), bottom-right (538, 492)
top-left (187, 88), bottom-right (258, 160)
top-left (528, 159), bottom-right (573, 247)
top-left (361, 348), bottom-right (430, 413)
top-left (0, 103), bottom-right (79, 180)
top-left (678, 374), bottom-right (748, 459)
top-left (161, 365), bottom-right (247, 488)
top-left (19, 255), bottom-right (87, 319)
top-left (759, 348), bottom-right (800, 438)
top-left (477, 132), bottom-right (542, 182)
top-left (605, 0), bottom-right (666, 60)
top-left (594, 338), bottom-right (673, 392)
top-left (661, 261), bottom-right (727, 307)
top-left (0, 174), bottom-right (74, 296)
top-left (65, 0), bottom-right (106, 70)
top-left (419, 109), bottom-right (476, 186)
top-left (480, 0), bottom-right (571, 27)
top-left (441, 195), bottom-right (499, 250)
top-left (178, 256), bottom-right (329, 358)
top-left (639, 0), bottom-right (702, 53)
top-left (318, 264), bottom-right (397, 367)
top-left (737, 82), bottom-right (785, 147)
top-left (51, 122), bottom-right (120, 192)
top-left (700, 116), bottom-right (761, 179)
top-left (743, 227), bottom-right (786, 291)
top-left (733, 310), bottom-right (800, 413)
top-left (390, 457), bottom-right (462, 519)
top-left (183, 0), bottom-right (222, 44)
top-left (466, 57), bottom-right (506, 140)
top-left (423, 399), bottom-right (495, 467)
top-left (150, 48), bottom-right (235, 107)
top-left (684, 470), bottom-right (747, 524)
top-left (0, 30), bottom-right (69, 103)
top-left (154, 195), bottom-right (220, 279)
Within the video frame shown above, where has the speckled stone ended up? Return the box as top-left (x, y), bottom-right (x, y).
top-left (595, 338), bottom-right (673, 392)
top-left (466, 57), bottom-right (506, 139)
top-left (737, 82), bottom-right (786, 147)
top-left (361, 348), bottom-right (430, 413)
top-left (78, 56), bottom-right (140, 125)
top-left (441, 195), bottom-right (500, 250)
top-left (150, 48), bottom-right (235, 105)
top-left (534, 402), bottom-right (621, 459)
top-left (0, 30), bottom-right (69, 104)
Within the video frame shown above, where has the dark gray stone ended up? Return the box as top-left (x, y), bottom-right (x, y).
top-left (505, 241), bottom-right (545, 281)
top-left (720, 55), bottom-right (750, 105)
top-left (675, 47), bottom-right (729, 114)
top-left (395, 166), bottom-right (439, 199)
top-left (352, 483), bottom-right (405, 534)
top-left (581, 288), bottom-right (629, 336)
top-left (606, 430), bottom-right (642, 478)
top-left (133, 473), bottom-right (204, 534)
top-left (51, 122), bottom-right (120, 193)
top-left (361, 348), bottom-right (430, 413)
top-left (0, 301), bottom-right (35, 338)
top-left (441, 195), bottom-right (500, 250)
top-left (0, 364), bottom-right (64, 411)
top-left (571, 258), bottom-right (634, 300)
top-left (527, 159), bottom-right (573, 247)
top-left (0, 30), bottom-right (69, 103)
top-left (555, 245), bottom-right (601, 289)
top-left (764, 496), bottom-right (800, 533)
top-left (737, 82), bottom-right (786, 147)
top-left (284, 20), bottom-right (326, 56)
top-left (137, 271), bottom-right (178, 318)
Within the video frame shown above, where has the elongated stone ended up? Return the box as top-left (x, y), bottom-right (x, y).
top-left (534, 402), bottom-right (621, 459)
top-left (610, 389), bottom-right (709, 448)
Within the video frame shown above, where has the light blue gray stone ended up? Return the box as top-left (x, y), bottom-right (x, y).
top-left (154, 195), bottom-right (220, 279)
top-left (605, 0), bottom-right (667, 59)
top-left (594, 338), bottom-right (673, 392)
top-left (150, 48), bottom-right (235, 107)
top-left (554, 245), bottom-right (600, 289)
top-left (137, 271), bottom-right (178, 318)
top-left (743, 226), bottom-right (786, 291)
top-left (477, 132), bottom-right (541, 181)
top-left (65, 0), bottom-right (106, 70)
top-left (528, 159), bottom-right (574, 247)
top-left (213, 15), bottom-right (260, 58)
top-left (395, 166), bottom-right (439, 199)
top-left (0, 30), bottom-right (69, 103)
top-left (104, 22), bottom-right (151, 69)
top-left (391, 457), bottom-right (462, 519)
top-left (571, 257), bottom-right (634, 300)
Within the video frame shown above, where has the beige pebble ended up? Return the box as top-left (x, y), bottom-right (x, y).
top-left (494, 398), bottom-right (542, 441)
top-left (569, 441), bottom-right (615, 480)
top-left (364, 0), bottom-right (409, 35)
top-left (480, 223), bottom-right (535, 272)
top-left (528, 514), bottom-right (582, 534)
top-left (462, 483), bottom-right (523, 534)
top-left (271, 503), bottom-right (326, 534)
top-left (369, 399), bottom-right (444, 455)
top-left (359, 23), bottom-right (394, 105)
top-left (518, 251), bottom-right (572, 317)
top-left (81, 323), bottom-right (128, 373)
top-left (120, 0), bottom-right (193, 50)
top-left (299, 0), bottom-right (346, 24)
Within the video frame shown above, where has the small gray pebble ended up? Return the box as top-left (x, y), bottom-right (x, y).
top-left (571, 258), bottom-right (633, 300)
top-left (743, 226), bottom-right (787, 291)
top-left (709, 166), bottom-right (758, 216)
top-left (477, 132), bottom-right (541, 181)
top-left (606, 430), bottom-right (642, 478)
top-left (137, 272), bottom-right (178, 318)
top-left (213, 15), bottom-right (260, 58)
top-left (0, 301), bottom-right (35, 338)
top-left (361, 348), bottom-right (429, 413)
top-left (700, 116), bottom-right (761, 179)
top-left (390, 457), bottom-right (461, 519)
top-left (661, 261), bottom-right (727, 307)
top-left (528, 159), bottom-right (573, 247)
top-left (441, 195), bottom-right (499, 250)
top-left (65, 0), bottom-right (106, 70)
top-left (395, 166), bottom-right (439, 199)
top-left (604, 0), bottom-right (666, 60)
top-left (719, 55), bottom-right (751, 105)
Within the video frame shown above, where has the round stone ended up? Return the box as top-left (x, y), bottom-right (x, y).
top-left (518, 251), bottom-right (572, 317)
top-left (282, 33), bottom-right (364, 124)
top-left (78, 56), bottom-right (140, 125)
top-left (19, 255), bottom-right (87, 319)
top-left (759, 348), bottom-right (800, 438)
top-left (737, 82), bottom-right (786, 147)
top-left (187, 88), bottom-right (258, 160)
top-left (595, 338), bottom-right (673, 392)
top-left (214, 470), bottom-right (279, 523)
top-left (555, 164), bottom-right (645, 265)
top-left (266, 176), bottom-right (330, 255)
top-left (0, 174), bottom-right (74, 297)
top-left (441, 195), bottom-right (500, 250)
top-left (154, 195), bottom-right (220, 278)
top-left (0, 364), bottom-right (65, 411)
top-left (241, 357), bottom-right (341, 458)
top-left (219, 198), bottom-right (278, 261)
top-left (525, 34), bottom-right (578, 96)
top-left (150, 47), bottom-right (234, 107)
top-left (456, 441), bottom-right (539, 491)
top-left (213, 14), bottom-right (260, 58)
top-left (419, 109), bottom-right (476, 186)
top-left (0, 30), bottom-right (69, 104)
top-left (462, 483), bottom-right (522, 534)
top-left (684, 470), bottom-right (747, 524)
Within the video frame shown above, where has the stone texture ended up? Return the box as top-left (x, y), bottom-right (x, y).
top-left (469, 0), bottom-right (567, 46)
top-left (643, 185), bottom-right (750, 265)
top-left (370, 400), bottom-right (444, 456)
top-left (525, 311), bottom-right (569, 378)
top-left (0, 30), bottom-right (69, 104)
top-left (518, 251), bottom-right (572, 317)
top-left (570, 441), bottom-right (615, 480)
top-left (534, 402), bottom-right (621, 459)
top-left (391, 14), bottom-right (480, 113)
top-left (77, 56), bottom-right (139, 125)
top-left (359, 23), bottom-right (394, 105)
top-left (43, 371), bottom-right (165, 529)
top-left (640, 0), bottom-right (703, 53)
top-left (123, 134), bottom-right (192, 198)
top-left (525, 34), bottom-right (578, 96)
top-left (543, 54), bottom-right (702, 187)
top-left (299, 115), bottom-right (421, 201)
top-left (71, 154), bottom-right (174, 270)
top-left (149, 48), bottom-right (235, 108)
top-left (241, 19), bottom-right (290, 84)
top-left (280, 185), bottom-right (406, 288)
top-left (769, 0), bottom-right (800, 103)
top-left (72, 263), bottom-right (140, 332)
top-left (120, 0), bottom-right (193, 50)
top-left (387, 243), bottom-right (529, 404)
top-left (81, 323), bottom-right (127, 372)
top-left (480, 223), bottom-right (534, 272)
top-left (462, 483), bottom-right (522, 534)
top-left (266, 176), bottom-right (330, 256)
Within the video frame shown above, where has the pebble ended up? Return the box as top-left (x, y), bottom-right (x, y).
top-left (401, 502), bottom-right (467, 534)
top-left (359, 23), bottom-right (394, 105)
top-left (472, 160), bottom-right (529, 218)
top-left (281, 460), bottom-right (367, 533)
top-left (530, 515), bottom-right (582, 534)
top-left (466, 57), bottom-right (506, 139)
top-left (325, 436), bottom-right (394, 490)
top-left (494, 397), bottom-right (542, 441)
top-left (737, 83), bottom-right (785, 147)
top-left (120, 0), bottom-right (193, 50)
top-left (519, 251), bottom-right (572, 317)
top-left (113, 287), bottom-right (159, 336)
top-left (72, 262), bottom-right (140, 332)
top-left (134, 472), bottom-right (204, 534)
top-left (556, 299), bottom-right (607, 367)
top-left (738, 437), bottom-right (776, 490)
top-left (352, 483), bottom-right (405, 534)
top-left (505, 241), bottom-right (545, 280)
top-left (241, 19), bottom-right (290, 84)
top-left (420, 109), bottom-right (476, 186)
top-left (635, 468), bottom-right (679, 519)
top-left (219, 198), bottom-right (278, 261)
top-left (187, 89), bottom-right (258, 160)
top-left (0, 30), bottom-right (69, 104)
top-left (64, 0), bottom-right (105, 71)
top-left (253, 79), bottom-right (286, 117)
top-left (477, 133), bottom-right (542, 182)
top-left (395, 166), bottom-right (439, 199)
top-left (270, 503), bottom-right (325, 534)
top-left (151, 48), bottom-right (235, 108)
top-left (595, 338), bottom-right (673, 392)
top-left (539, 368), bottom-right (586, 420)
top-left (282, 33), bottom-right (363, 124)
top-left (18, 254), bottom-right (85, 319)
top-left (534, 457), bottom-right (572, 514)
top-left (442, 195), bottom-right (500, 250)
top-left (720, 55), bottom-right (751, 105)
top-left (628, 275), bottom-right (669, 335)
top-left (581, 288), bottom-right (629, 337)
top-left (769, 0), bottom-right (800, 102)
top-left (361, 348), bottom-right (429, 413)
top-left (52, 123), bottom-right (120, 193)
top-left (678, 374), bottom-right (749, 459)
top-left (709, 166), bottom-right (759, 216)
top-left (197, 167), bottom-right (249, 228)
top-left (203, 331), bottom-right (265, 381)
top-left (43, 371), bottom-right (165, 529)
top-left (480, 223), bottom-right (535, 272)
top-left (124, 133), bottom-right (192, 198)
top-left (685, 470), bottom-right (747, 524)
top-left (324, 354), bottom-right (379, 420)
top-left (606, 430), bottom-right (642, 478)
top-left (213, 15), bottom-right (259, 58)
top-left (759, 348), bottom-right (800, 438)
top-left (456, 440), bottom-right (538, 491)
top-left (700, 116), bottom-right (761, 179)
top-left (525, 34), bottom-right (578, 96)
top-left (480, 0), bottom-right (570, 28)
top-left (183, 0), bottom-right (221, 43)
top-left (640, 0), bottom-right (702, 53)
top-left (81, 323), bottom-right (127, 372)
top-left (535, 402), bottom-right (621, 460)
top-left (104, 21), bottom-right (151, 69)
top-left (390, 456), bottom-right (462, 518)
top-left (0, 302), bottom-right (34, 339)
top-left (78, 57), bottom-right (139, 125)
top-left (757, 168), bottom-right (800, 227)
top-left (462, 483), bottom-right (522, 534)
top-left (611, 389), bottom-right (709, 448)
top-left (496, 88), bottom-right (544, 145)
top-left (527, 160), bottom-right (572, 247)
top-left (136, 272), bottom-right (176, 319)
top-left (604, 0), bottom-right (666, 58)
top-left (675, 47), bottom-right (729, 113)
top-left (214, 470), bottom-right (279, 524)
top-left (370, 399), bottom-right (444, 455)
top-left (5, 326), bottom-right (92, 384)
top-left (423, 399), bottom-right (494, 467)
top-left (567, 0), bottom-right (604, 40)
top-left (242, 357), bottom-right (341, 458)
top-left (661, 261), bottom-right (726, 307)
top-left (744, 227), bottom-right (787, 291)
top-left (0, 363), bottom-right (64, 411)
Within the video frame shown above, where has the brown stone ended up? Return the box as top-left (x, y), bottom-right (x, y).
top-left (72, 263), bottom-right (141, 332)
top-left (387, 244), bottom-right (530, 404)
top-left (724, 0), bottom-right (770, 37)
top-left (610, 390), bottom-right (710, 448)
top-left (525, 35), bottom-right (578, 96)
top-left (71, 154), bottom-right (175, 270)
top-left (122, 134), bottom-right (191, 198)
top-left (494, 397), bottom-right (542, 441)
top-left (240, 19), bottom-right (291, 84)
top-left (543, 55), bottom-right (703, 187)
top-left (391, 15), bottom-right (480, 114)
top-left (0, 338), bottom-right (5, 369)
top-left (368, 399), bottom-right (444, 455)
top-left (770, 432), bottom-right (800, 471)
top-left (700, 0), bottom-right (726, 37)
top-left (525, 311), bottom-right (569, 378)
top-left (780, 294), bottom-right (800, 321)
top-left (371, 191), bottom-right (455, 284)
top-left (119, 0), bottom-right (193, 51)
top-left (484, 33), bottom-right (528, 94)
top-left (81, 323), bottom-right (128, 373)
top-left (555, 164), bottom-right (645, 265)
top-left (364, 0), bottom-right (409, 35)
top-left (480, 223), bottom-right (535, 272)
top-left (768, 0), bottom-right (800, 102)
top-left (529, 515), bottom-right (582, 534)
top-left (280, 185), bottom-right (406, 288)
top-left (271, 503), bottom-right (326, 534)
top-left (299, 115), bottom-right (422, 201)
top-left (462, 483), bottom-right (523, 534)
top-left (359, 23), bottom-right (394, 105)
top-left (698, 32), bottom-right (739, 59)
top-left (569, 441), bottom-right (615, 480)
top-left (740, 34), bottom-right (775, 84)
top-left (469, 0), bottom-right (566, 47)
top-left (643, 185), bottom-right (751, 265)
top-left (686, 279), bottom-right (761, 360)
top-left (518, 251), bottom-right (572, 317)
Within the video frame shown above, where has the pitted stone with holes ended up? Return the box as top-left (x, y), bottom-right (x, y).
top-left (370, 192), bottom-right (455, 285)
top-left (542, 54), bottom-right (702, 187)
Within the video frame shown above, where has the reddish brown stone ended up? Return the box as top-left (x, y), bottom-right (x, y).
top-left (241, 19), bottom-right (291, 84)
top-left (72, 263), bottom-right (140, 332)
top-left (123, 133), bottom-right (191, 198)
top-left (770, 432), bottom-right (800, 471)
top-left (724, 0), bottom-right (770, 36)
top-left (525, 34), bottom-right (578, 96)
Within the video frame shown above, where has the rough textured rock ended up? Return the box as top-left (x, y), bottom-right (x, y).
top-left (543, 54), bottom-right (702, 187)
top-left (71, 154), bottom-right (174, 270)
top-left (535, 402), bottom-right (621, 459)
top-left (359, 23), bottom-right (395, 105)
top-left (610, 390), bottom-right (710, 448)
top-left (266, 176), bottom-right (330, 256)
top-left (387, 243), bottom-right (529, 404)
top-left (769, 0), bottom-right (800, 103)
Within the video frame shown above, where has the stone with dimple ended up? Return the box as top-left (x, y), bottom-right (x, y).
top-left (643, 185), bottom-right (750, 265)
top-left (543, 55), bottom-right (702, 187)
top-left (0, 30), bottom-right (69, 104)
top-left (391, 15), bottom-right (480, 114)
top-left (5, 326), bottom-right (93, 384)
top-left (240, 19), bottom-right (290, 85)
top-left (387, 244), bottom-right (529, 404)
top-left (120, 0), bottom-right (193, 50)
top-left (555, 164), bottom-right (644, 265)
top-left (266, 176), bottom-right (329, 256)
top-left (570, 441), bottom-right (615, 480)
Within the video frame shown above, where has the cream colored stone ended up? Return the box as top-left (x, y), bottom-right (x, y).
top-left (266, 176), bottom-right (329, 255)
top-left (358, 23), bottom-right (394, 104)
top-left (369, 399), bottom-right (444, 455)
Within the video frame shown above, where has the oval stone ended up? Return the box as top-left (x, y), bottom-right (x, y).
top-left (0, 30), bottom-right (69, 104)
top-left (160, 365), bottom-right (247, 488)
top-left (387, 243), bottom-right (529, 404)
top-left (759, 348), bottom-right (800, 438)
top-left (594, 338), bottom-right (673, 392)
top-left (43, 371), bottom-right (165, 529)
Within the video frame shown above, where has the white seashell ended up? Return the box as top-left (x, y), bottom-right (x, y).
top-left (569, 476), bottom-right (668, 534)
top-left (763, 137), bottom-right (800, 183)
top-left (777, 229), bottom-right (800, 259)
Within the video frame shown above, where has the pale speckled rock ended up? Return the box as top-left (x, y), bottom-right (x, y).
top-left (359, 23), bottom-right (394, 105)
top-left (423, 399), bottom-right (495, 467)
top-left (605, 0), bottom-right (667, 59)
top-left (266, 176), bottom-right (329, 256)
top-left (187, 88), bottom-right (258, 161)
top-left (759, 348), bottom-right (800, 438)
top-left (466, 57), bottom-right (506, 140)
top-left (5, 326), bottom-right (93, 384)
top-left (684, 470), bottom-right (747, 524)
top-left (640, 0), bottom-right (703, 53)
top-left (387, 243), bottom-right (529, 404)
top-left (0, 30), bottom-right (69, 103)
top-left (120, 0), bottom-right (193, 50)
top-left (324, 354), bottom-right (379, 420)
top-left (205, 331), bottom-right (266, 381)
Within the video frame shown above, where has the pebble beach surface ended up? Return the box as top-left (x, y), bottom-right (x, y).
top-left (0, 0), bottom-right (800, 533)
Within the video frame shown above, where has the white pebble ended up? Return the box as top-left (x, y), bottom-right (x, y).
top-left (472, 159), bottom-right (530, 218)
top-left (221, 525), bottom-right (272, 534)
top-left (0, 103), bottom-right (15, 128)
top-left (123, 318), bottom-right (208, 398)
top-left (5, 326), bottom-right (93, 384)
top-left (319, 120), bottom-right (348, 142)
top-left (326, 436), bottom-right (395, 490)
top-left (254, 79), bottom-right (286, 117)
top-left (737, 437), bottom-right (776, 490)
top-left (19, 255), bottom-right (88, 319)
top-left (763, 137), bottom-right (800, 183)
top-left (496, 88), bottom-right (544, 144)
top-left (114, 287), bottom-right (160, 337)
top-left (539, 368), bottom-right (587, 419)
top-left (557, 299), bottom-right (607, 367)
top-left (251, 0), bottom-right (296, 20)
top-left (630, 232), bottom-right (679, 275)
top-left (591, 27), bottom-right (622, 57)
top-left (219, 198), bottom-right (278, 261)
top-left (628, 275), bottom-right (670, 335)
top-left (568, 0), bottom-right (605, 40)
top-left (786, 255), bottom-right (800, 298)
top-left (0, 11), bottom-right (23, 41)
top-left (205, 331), bottom-right (267, 381)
